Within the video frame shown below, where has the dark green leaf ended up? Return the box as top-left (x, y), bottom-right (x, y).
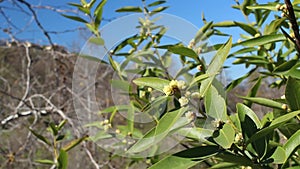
top-left (61, 14), bottom-right (87, 23)
top-left (115, 6), bottom-right (143, 13)
top-left (148, 0), bottom-right (166, 7)
top-left (247, 110), bottom-right (300, 144)
top-left (234, 21), bottom-right (258, 36)
top-left (62, 135), bottom-right (88, 152)
top-left (29, 129), bottom-right (51, 145)
top-left (174, 145), bottom-right (220, 159)
top-left (285, 77), bottom-right (300, 110)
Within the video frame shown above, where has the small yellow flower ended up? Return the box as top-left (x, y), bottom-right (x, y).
top-left (163, 85), bottom-right (173, 96)
top-left (185, 111), bottom-right (195, 122)
top-left (177, 80), bottom-right (186, 89)
top-left (191, 92), bottom-right (200, 99)
top-left (179, 97), bottom-right (189, 107)
top-left (234, 133), bottom-right (243, 144)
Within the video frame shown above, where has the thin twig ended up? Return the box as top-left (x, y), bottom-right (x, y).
top-left (284, 0), bottom-right (300, 55)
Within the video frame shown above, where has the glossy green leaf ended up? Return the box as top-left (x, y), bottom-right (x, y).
top-left (57, 120), bottom-right (67, 131)
top-left (213, 123), bottom-right (235, 149)
top-left (89, 37), bottom-right (104, 45)
top-left (62, 135), bottom-right (88, 152)
top-left (236, 34), bottom-right (286, 47)
top-left (115, 6), bottom-right (143, 13)
top-left (285, 77), bottom-right (300, 110)
top-left (237, 103), bottom-right (262, 130)
top-left (283, 130), bottom-right (300, 164)
top-left (216, 152), bottom-right (253, 166)
top-left (168, 45), bottom-right (199, 62)
top-left (239, 96), bottom-right (284, 110)
top-left (200, 37), bottom-right (232, 97)
top-left (270, 146), bottom-right (286, 164)
top-left (49, 122), bottom-right (58, 136)
top-left (61, 14), bottom-right (87, 23)
top-left (57, 149), bottom-right (68, 169)
top-left (237, 103), bottom-right (267, 158)
top-left (127, 108), bottom-right (186, 154)
top-left (247, 110), bottom-right (300, 144)
top-left (205, 86), bottom-right (227, 121)
top-left (274, 60), bottom-right (298, 73)
top-left (148, 0), bottom-right (166, 7)
top-left (29, 129), bottom-right (51, 146)
top-left (133, 77), bottom-right (169, 92)
top-left (148, 155), bottom-right (200, 169)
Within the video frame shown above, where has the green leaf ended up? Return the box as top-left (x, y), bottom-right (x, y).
top-left (244, 77), bottom-right (262, 107)
top-left (148, 0), bottom-right (166, 7)
top-left (94, 0), bottom-right (107, 28)
top-left (89, 37), bottom-right (104, 45)
top-left (237, 103), bottom-right (267, 158)
top-left (200, 37), bottom-right (232, 97)
top-left (29, 129), bottom-right (51, 145)
top-left (285, 77), bottom-right (300, 111)
top-left (237, 103), bottom-right (262, 130)
top-left (189, 74), bottom-right (210, 88)
top-left (35, 159), bottom-right (55, 165)
top-left (57, 120), bottom-right (68, 131)
top-left (177, 127), bottom-right (214, 144)
top-left (133, 77), bottom-right (170, 92)
top-left (150, 6), bottom-right (168, 16)
top-left (168, 45), bottom-right (199, 62)
top-left (49, 122), bottom-right (58, 136)
top-left (148, 155), bottom-right (201, 169)
top-left (239, 96), bottom-right (285, 110)
top-left (174, 145), bottom-right (220, 159)
top-left (246, 4), bottom-right (277, 11)
top-left (247, 110), bottom-right (300, 145)
top-left (61, 14), bottom-right (87, 23)
top-left (283, 130), bottom-right (300, 164)
top-left (274, 60), bottom-right (298, 73)
top-left (213, 123), bottom-right (235, 149)
top-left (213, 21), bottom-right (235, 27)
top-left (194, 21), bottom-right (213, 44)
top-left (234, 21), bottom-right (257, 36)
top-left (270, 146), bottom-right (286, 164)
top-left (216, 152), bottom-right (253, 166)
top-left (115, 6), bottom-right (143, 13)
top-left (62, 135), bottom-right (88, 152)
top-left (236, 34), bottom-right (286, 47)
top-left (57, 149), bottom-right (68, 169)
top-left (205, 86), bottom-right (227, 121)
top-left (127, 108), bottom-right (186, 154)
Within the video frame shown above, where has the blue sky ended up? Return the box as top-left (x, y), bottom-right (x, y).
top-left (0, 0), bottom-right (281, 78)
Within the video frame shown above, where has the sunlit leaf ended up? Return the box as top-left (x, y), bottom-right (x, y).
top-left (57, 149), bottom-right (68, 169)
top-left (133, 77), bottom-right (169, 92)
top-left (213, 123), bottom-right (235, 149)
top-left (61, 14), bottom-right (87, 23)
top-left (236, 34), bottom-right (286, 47)
top-left (89, 37), bottom-right (104, 45)
top-left (148, 155), bottom-right (201, 169)
top-left (200, 37), bottom-right (232, 97)
top-left (62, 135), bottom-right (89, 152)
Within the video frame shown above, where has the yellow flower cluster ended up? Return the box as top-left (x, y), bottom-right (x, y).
top-left (163, 80), bottom-right (186, 96)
